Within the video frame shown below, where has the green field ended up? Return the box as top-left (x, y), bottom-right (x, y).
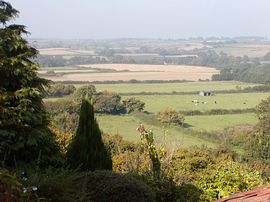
top-left (97, 114), bottom-right (217, 149)
top-left (97, 113), bottom-right (257, 149)
top-left (92, 81), bottom-right (256, 94)
top-left (186, 113), bottom-right (256, 131)
top-left (123, 92), bottom-right (270, 113)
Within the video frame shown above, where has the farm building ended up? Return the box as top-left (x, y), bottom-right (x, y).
top-left (199, 91), bottom-right (212, 96)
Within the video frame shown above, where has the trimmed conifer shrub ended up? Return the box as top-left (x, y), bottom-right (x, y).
top-left (66, 97), bottom-right (112, 170)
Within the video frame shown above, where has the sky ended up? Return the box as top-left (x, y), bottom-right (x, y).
top-left (7, 0), bottom-right (270, 39)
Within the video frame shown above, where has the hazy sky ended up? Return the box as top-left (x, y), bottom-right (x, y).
top-left (8, 0), bottom-right (270, 39)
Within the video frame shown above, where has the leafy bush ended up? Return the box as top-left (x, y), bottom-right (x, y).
top-left (122, 97), bottom-right (145, 113)
top-left (86, 170), bottom-right (155, 202)
top-left (158, 108), bottom-right (185, 126)
top-left (93, 91), bottom-right (125, 114)
top-left (170, 147), bottom-right (213, 183)
top-left (46, 83), bottom-right (75, 97)
top-left (112, 150), bottom-right (151, 174)
top-left (196, 162), bottom-right (264, 201)
top-left (72, 85), bottom-right (97, 103)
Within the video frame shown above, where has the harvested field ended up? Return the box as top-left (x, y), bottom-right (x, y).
top-left (38, 48), bottom-right (80, 56)
top-left (44, 64), bottom-right (218, 82)
top-left (80, 64), bottom-right (217, 73)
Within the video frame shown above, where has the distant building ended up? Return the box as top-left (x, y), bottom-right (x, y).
top-left (199, 91), bottom-right (212, 96)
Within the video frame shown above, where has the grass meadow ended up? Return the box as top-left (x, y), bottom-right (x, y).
top-left (93, 81), bottom-right (257, 94)
top-left (97, 114), bottom-right (217, 149)
top-left (97, 113), bottom-right (257, 149)
top-left (123, 92), bottom-right (270, 113)
top-left (186, 113), bottom-right (256, 131)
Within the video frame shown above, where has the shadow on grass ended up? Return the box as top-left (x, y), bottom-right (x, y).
top-left (183, 122), bottom-right (194, 129)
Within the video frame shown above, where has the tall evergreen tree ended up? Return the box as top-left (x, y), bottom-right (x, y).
top-left (0, 1), bottom-right (61, 167)
top-left (67, 98), bottom-right (112, 171)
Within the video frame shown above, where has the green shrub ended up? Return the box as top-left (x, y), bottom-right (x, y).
top-left (122, 97), bottom-right (145, 113)
top-left (196, 162), bottom-right (264, 201)
top-left (25, 169), bottom-right (87, 202)
top-left (66, 98), bottom-right (112, 171)
top-left (46, 83), bottom-right (75, 97)
top-left (86, 170), bottom-right (155, 202)
top-left (26, 169), bottom-right (155, 202)
top-left (158, 108), bottom-right (185, 126)
top-left (72, 85), bottom-right (97, 103)
top-left (170, 147), bottom-right (213, 183)
top-left (93, 91), bottom-right (125, 114)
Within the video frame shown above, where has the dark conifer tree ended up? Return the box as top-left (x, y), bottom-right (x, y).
top-left (0, 1), bottom-right (61, 167)
top-left (67, 98), bottom-right (112, 171)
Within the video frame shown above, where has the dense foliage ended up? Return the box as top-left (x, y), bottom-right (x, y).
top-left (212, 65), bottom-right (270, 84)
top-left (72, 84), bottom-right (97, 102)
top-left (93, 91), bottom-right (126, 114)
top-left (196, 161), bottom-right (263, 201)
top-left (123, 97), bottom-right (145, 113)
top-left (46, 83), bottom-right (75, 97)
top-left (246, 97), bottom-right (270, 163)
top-left (45, 86), bottom-right (146, 117)
top-left (0, 1), bottom-right (61, 167)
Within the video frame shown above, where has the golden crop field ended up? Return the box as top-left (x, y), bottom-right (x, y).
top-left (44, 64), bottom-right (218, 82)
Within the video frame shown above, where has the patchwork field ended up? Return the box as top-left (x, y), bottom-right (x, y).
top-left (41, 64), bottom-right (219, 82)
top-left (79, 64), bottom-right (217, 72)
